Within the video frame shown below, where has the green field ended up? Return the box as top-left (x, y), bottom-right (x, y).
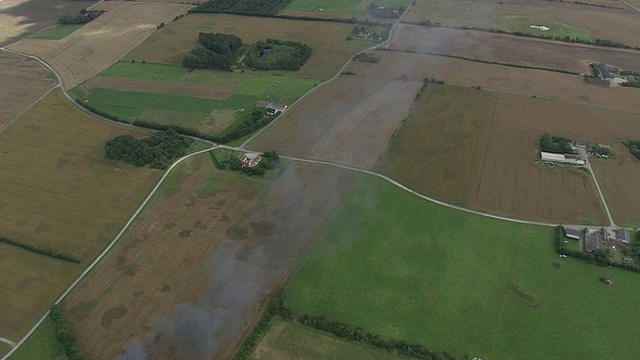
top-left (251, 318), bottom-right (410, 360)
top-left (30, 24), bottom-right (83, 40)
top-left (8, 315), bottom-right (65, 360)
top-left (78, 73), bottom-right (316, 136)
top-left (284, 174), bottom-right (640, 359)
top-left (406, 0), bottom-right (591, 40)
top-left (376, 84), bottom-right (493, 206)
top-left (285, 0), bottom-right (410, 15)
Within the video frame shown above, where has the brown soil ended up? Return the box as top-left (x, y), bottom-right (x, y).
top-left (0, 52), bottom-right (56, 129)
top-left (557, 7), bottom-right (640, 48)
top-left (8, 2), bottom-right (192, 88)
top-left (346, 50), bottom-right (640, 114)
top-left (248, 76), bottom-right (421, 169)
top-left (85, 76), bottom-right (234, 100)
top-left (591, 149), bottom-right (640, 225)
top-left (389, 24), bottom-right (640, 74)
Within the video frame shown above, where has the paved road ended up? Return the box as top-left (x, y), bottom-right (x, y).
top-left (577, 148), bottom-right (616, 227)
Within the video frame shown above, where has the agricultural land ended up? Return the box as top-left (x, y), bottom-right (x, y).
top-left (124, 13), bottom-right (374, 81)
top-left (0, 0), bottom-right (89, 45)
top-left (247, 75), bottom-right (421, 169)
top-left (283, 174), bottom-right (640, 360)
top-left (251, 318), bottom-right (409, 360)
top-left (3, 0), bottom-right (640, 359)
top-left (0, 88), bottom-right (161, 340)
top-left (8, 1), bottom-right (192, 87)
top-left (0, 52), bottom-right (55, 129)
top-left (63, 159), bottom-right (357, 360)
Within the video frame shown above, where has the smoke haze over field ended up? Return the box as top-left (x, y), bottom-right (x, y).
top-left (116, 163), bottom-right (356, 359)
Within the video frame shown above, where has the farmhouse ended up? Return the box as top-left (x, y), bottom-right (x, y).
top-left (256, 101), bottom-right (287, 115)
top-left (565, 228), bottom-right (583, 240)
top-left (540, 151), bottom-right (585, 165)
top-left (586, 228), bottom-right (605, 252)
top-left (606, 228), bottom-right (630, 245)
top-left (238, 153), bottom-right (262, 168)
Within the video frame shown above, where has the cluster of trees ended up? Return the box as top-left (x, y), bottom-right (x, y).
top-left (347, 25), bottom-right (390, 42)
top-left (408, 21), bottom-right (640, 51)
top-left (0, 236), bottom-right (80, 263)
top-left (59, 9), bottom-right (105, 25)
top-left (210, 150), bottom-right (280, 177)
top-left (183, 32), bottom-right (242, 71)
top-left (624, 140), bottom-right (640, 160)
top-left (368, 3), bottom-right (404, 18)
top-left (245, 39), bottom-right (312, 71)
top-left (353, 52), bottom-right (380, 63)
top-left (50, 305), bottom-right (85, 360)
top-left (218, 108), bottom-right (276, 143)
top-left (622, 232), bottom-right (640, 263)
top-left (591, 143), bottom-right (614, 158)
top-left (189, 0), bottom-right (292, 16)
top-left (104, 129), bottom-right (193, 169)
top-left (539, 133), bottom-right (573, 154)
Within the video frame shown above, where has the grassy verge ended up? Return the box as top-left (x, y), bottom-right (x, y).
top-left (30, 25), bottom-right (83, 40)
top-left (9, 315), bottom-right (65, 360)
top-left (283, 174), bottom-right (640, 359)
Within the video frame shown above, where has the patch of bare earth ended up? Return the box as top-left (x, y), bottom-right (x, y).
top-left (84, 76), bottom-right (234, 100)
top-left (347, 51), bottom-right (640, 114)
top-left (0, 52), bottom-right (55, 129)
top-left (249, 76), bottom-right (421, 169)
top-left (388, 24), bottom-right (640, 74)
top-left (8, 1), bottom-right (192, 88)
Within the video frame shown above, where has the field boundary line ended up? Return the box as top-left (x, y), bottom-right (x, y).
top-left (0, 83), bottom-right (58, 135)
top-left (621, 0), bottom-right (640, 11)
top-left (0, 337), bottom-right (15, 349)
top-left (239, 2), bottom-right (415, 149)
top-left (0, 147), bottom-right (215, 360)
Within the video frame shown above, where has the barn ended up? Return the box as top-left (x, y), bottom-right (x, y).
top-left (540, 151), bottom-right (585, 165)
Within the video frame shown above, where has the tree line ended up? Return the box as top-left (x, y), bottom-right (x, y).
top-left (624, 140), bottom-right (640, 160)
top-left (368, 3), bottom-right (404, 18)
top-left (354, 52), bottom-right (380, 63)
top-left (539, 133), bottom-right (573, 154)
top-left (244, 39), bottom-right (312, 71)
top-left (0, 235), bottom-right (80, 264)
top-left (189, 0), bottom-right (292, 16)
top-left (104, 129), bottom-right (193, 169)
top-left (50, 304), bottom-right (85, 360)
top-left (234, 289), bottom-right (464, 360)
top-left (59, 9), bottom-right (105, 25)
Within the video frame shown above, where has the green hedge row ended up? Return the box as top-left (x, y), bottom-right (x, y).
top-left (234, 290), bottom-right (463, 360)
top-left (50, 304), bottom-right (85, 360)
top-left (0, 235), bottom-right (80, 264)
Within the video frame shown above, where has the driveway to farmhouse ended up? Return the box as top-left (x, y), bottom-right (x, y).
top-left (577, 147), bottom-right (615, 227)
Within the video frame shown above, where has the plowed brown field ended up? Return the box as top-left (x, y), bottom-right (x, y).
top-left (9, 2), bottom-right (191, 87)
top-left (389, 24), bottom-right (640, 74)
top-left (248, 75), bottom-right (421, 169)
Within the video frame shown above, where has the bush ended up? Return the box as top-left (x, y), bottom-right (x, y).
top-left (624, 140), bottom-right (640, 160)
top-left (245, 39), bottom-right (312, 71)
top-left (539, 133), bottom-right (573, 154)
top-left (104, 129), bottom-right (193, 169)
top-left (353, 52), bottom-right (380, 63)
top-left (50, 305), bottom-right (84, 360)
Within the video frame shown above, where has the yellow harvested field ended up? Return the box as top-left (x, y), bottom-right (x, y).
top-left (347, 51), bottom-right (640, 114)
top-left (8, 1), bottom-right (192, 88)
top-left (0, 242), bottom-right (79, 339)
top-left (0, 51), bottom-right (56, 129)
top-left (126, 13), bottom-right (373, 80)
top-left (0, 88), bottom-right (161, 341)
top-left (0, 89), bottom-right (160, 261)
top-left (248, 76), bottom-right (421, 169)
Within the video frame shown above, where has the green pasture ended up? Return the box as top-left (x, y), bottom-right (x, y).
top-left (285, 0), bottom-right (410, 15)
top-left (284, 174), bottom-right (640, 359)
top-left (406, 1), bottom-right (591, 40)
top-left (9, 315), bottom-right (65, 360)
top-left (30, 25), bottom-right (82, 40)
top-left (251, 318), bottom-right (410, 360)
top-left (100, 61), bottom-right (251, 88)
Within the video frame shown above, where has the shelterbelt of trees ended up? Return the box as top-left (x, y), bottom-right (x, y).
top-left (104, 129), bottom-right (193, 169)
